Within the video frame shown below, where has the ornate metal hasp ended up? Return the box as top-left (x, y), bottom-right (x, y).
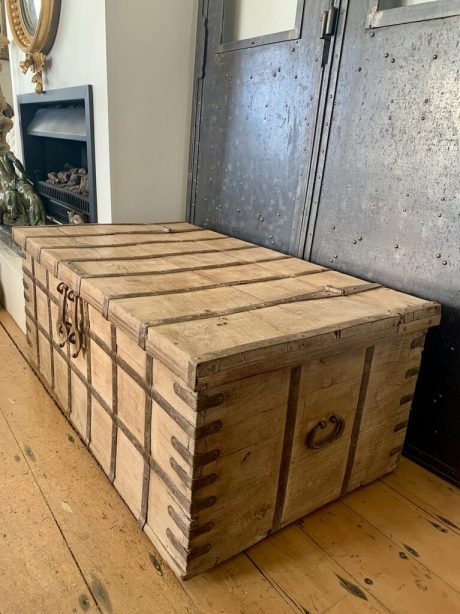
top-left (56, 281), bottom-right (84, 358)
top-left (56, 281), bottom-right (69, 345)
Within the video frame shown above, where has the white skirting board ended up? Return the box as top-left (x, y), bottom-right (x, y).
top-left (0, 245), bottom-right (26, 333)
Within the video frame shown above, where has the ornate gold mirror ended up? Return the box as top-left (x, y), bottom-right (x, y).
top-left (6, 0), bottom-right (61, 93)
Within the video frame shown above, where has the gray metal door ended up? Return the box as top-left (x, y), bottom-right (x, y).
top-left (189, 0), bottom-right (338, 254)
top-left (306, 0), bottom-right (460, 483)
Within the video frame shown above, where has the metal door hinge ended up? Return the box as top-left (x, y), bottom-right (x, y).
top-left (320, 6), bottom-right (338, 66)
top-left (320, 6), bottom-right (338, 40)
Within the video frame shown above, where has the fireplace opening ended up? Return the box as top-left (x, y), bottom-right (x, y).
top-left (17, 85), bottom-right (96, 223)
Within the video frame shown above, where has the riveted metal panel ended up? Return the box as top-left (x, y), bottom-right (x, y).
top-left (308, 0), bottom-right (460, 483)
top-left (190, 0), bottom-right (332, 254)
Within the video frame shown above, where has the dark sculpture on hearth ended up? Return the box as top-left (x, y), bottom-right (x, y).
top-left (0, 93), bottom-right (46, 226)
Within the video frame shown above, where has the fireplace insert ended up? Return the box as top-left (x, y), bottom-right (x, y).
top-left (17, 85), bottom-right (96, 223)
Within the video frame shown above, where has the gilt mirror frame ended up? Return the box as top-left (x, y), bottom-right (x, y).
top-left (6, 0), bottom-right (61, 93)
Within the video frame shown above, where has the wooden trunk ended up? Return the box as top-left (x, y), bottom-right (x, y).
top-left (14, 222), bottom-right (440, 579)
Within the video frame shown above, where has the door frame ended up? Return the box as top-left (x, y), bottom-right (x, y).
top-left (186, 0), bottom-right (209, 225)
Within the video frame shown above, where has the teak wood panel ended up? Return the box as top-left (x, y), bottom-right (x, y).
top-left (279, 350), bottom-right (367, 526)
top-left (12, 222), bottom-right (200, 247)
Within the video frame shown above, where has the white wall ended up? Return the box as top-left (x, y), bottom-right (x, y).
top-left (7, 0), bottom-right (112, 222)
top-left (105, 0), bottom-right (198, 223)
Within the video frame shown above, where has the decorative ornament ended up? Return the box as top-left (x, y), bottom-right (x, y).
top-left (20, 51), bottom-right (46, 94)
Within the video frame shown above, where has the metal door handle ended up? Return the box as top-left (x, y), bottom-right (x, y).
top-left (306, 415), bottom-right (345, 449)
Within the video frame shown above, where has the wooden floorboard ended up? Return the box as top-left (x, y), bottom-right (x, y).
top-left (0, 408), bottom-right (99, 613)
top-left (0, 309), bottom-right (458, 614)
top-left (300, 501), bottom-right (460, 613)
top-left (344, 482), bottom-right (460, 592)
top-left (383, 457), bottom-right (460, 534)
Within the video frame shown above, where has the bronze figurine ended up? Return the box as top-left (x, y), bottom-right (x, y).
top-left (0, 93), bottom-right (46, 226)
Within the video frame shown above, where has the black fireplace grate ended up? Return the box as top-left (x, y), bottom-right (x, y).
top-left (38, 181), bottom-right (90, 215)
top-left (45, 199), bottom-right (89, 224)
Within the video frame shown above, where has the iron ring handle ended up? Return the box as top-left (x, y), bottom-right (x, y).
top-left (305, 415), bottom-right (345, 450)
